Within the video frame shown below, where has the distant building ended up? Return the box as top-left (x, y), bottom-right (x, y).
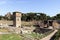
top-left (13, 12), bottom-right (21, 27)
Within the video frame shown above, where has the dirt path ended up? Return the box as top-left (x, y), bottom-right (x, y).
top-left (40, 30), bottom-right (58, 40)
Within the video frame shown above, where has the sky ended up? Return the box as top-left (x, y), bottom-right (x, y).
top-left (0, 0), bottom-right (60, 16)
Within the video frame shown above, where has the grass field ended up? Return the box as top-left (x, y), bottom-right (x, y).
top-left (0, 33), bottom-right (43, 40)
top-left (0, 34), bottom-right (23, 40)
top-left (0, 29), bottom-right (54, 40)
top-left (0, 30), bottom-right (54, 40)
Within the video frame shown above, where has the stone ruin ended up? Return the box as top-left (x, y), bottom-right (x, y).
top-left (0, 11), bottom-right (35, 34)
top-left (0, 11), bottom-right (60, 34)
top-left (35, 20), bottom-right (60, 29)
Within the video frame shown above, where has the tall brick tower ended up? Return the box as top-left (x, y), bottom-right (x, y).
top-left (13, 12), bottom-right (21, 27)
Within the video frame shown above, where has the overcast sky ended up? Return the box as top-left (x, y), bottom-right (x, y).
top-left (0, 0), bottom-right (60, 16)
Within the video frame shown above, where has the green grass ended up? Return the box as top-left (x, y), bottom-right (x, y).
top-left (54, 29), bottom-right (60, 40)
top-left (0, 33), bottom-right (45, 40)
top-left (29, 32), bottom-right (45, 38)
top-left (0, 34), bottom-right (23, 40)
top-left (21, 32), bottom-right (52, 40)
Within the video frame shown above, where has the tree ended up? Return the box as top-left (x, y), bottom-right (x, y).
top-left (21, 14), bottom-right (27, 21)
top-left (56, 14), bottom-right (60, 20)
top-left (5, 12), bottom-right (12, 20)
top-left (47, 16), bottom-right (51, 20)
top-left (0, 16), bottom-right (3, 20)
top-left (26, 12), bottom-right (36, 21)
top-left (40, 13), bottom-right (47, 21)
top-left (21, 12), bottom-right (48, 21)
top-left (51, 13), bottom-right (60, 20)
top-left (51, 16), bottom-right (57, 20)
top-left (0, 15), bottom-right (6, 20)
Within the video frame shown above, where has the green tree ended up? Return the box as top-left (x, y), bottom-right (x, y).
top-left (0, 16), bottom-right (2, 20)
top-left (40, 13), bottom-right (47, 21)
top-left (21, 14), bottom-right (26, 21)
top-left (47, 16), bottom-right (51, 20)
top-left (26, 12), bottom-right (36, 21)
top-left (56, 14), bottom-right (60, 20)
top-left (0, 16), bottom-right (5, 20)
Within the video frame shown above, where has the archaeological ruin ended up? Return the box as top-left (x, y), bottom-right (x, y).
top-left (0, 11), bottom-right (60, 34)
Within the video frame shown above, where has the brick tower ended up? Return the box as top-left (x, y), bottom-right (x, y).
top-left (13, 12), bottom-right (21, 27)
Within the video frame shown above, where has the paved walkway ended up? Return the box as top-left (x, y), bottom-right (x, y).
top-left (40, 30), bottom-right (58, 40)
